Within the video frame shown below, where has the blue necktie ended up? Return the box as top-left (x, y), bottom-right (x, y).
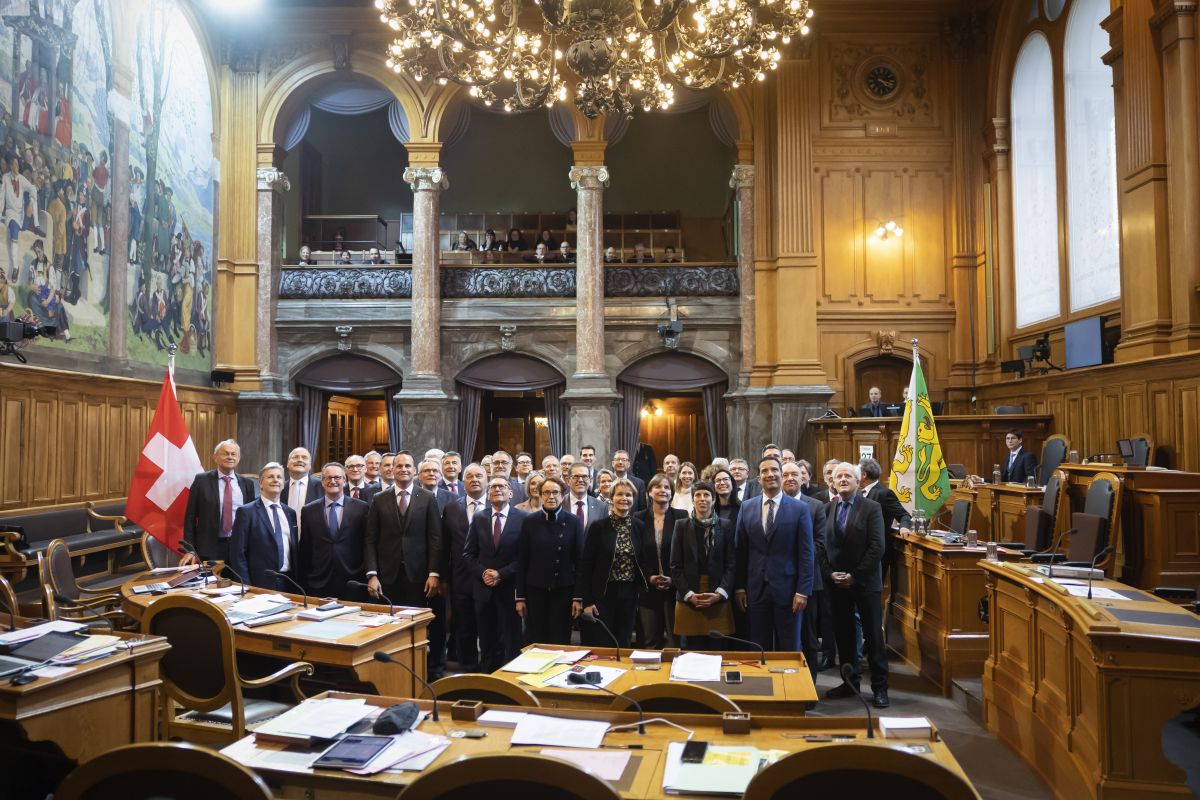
top-left (837, 500), bottom-right (850, 530)
top-left (269, 503), bottom-right (286, 571)
top-left (765, 499), bottom-right (776, 536)
top-left (327, 501), bottom-right (340, 536)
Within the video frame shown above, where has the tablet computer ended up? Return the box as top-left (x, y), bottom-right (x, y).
top-left (312, 735), bottom-right (393, 770)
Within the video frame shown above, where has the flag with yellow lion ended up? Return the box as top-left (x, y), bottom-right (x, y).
top-left (889, 342), bottom-right (951, 520)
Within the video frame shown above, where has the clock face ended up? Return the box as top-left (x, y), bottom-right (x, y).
top-left (865, 65), bottom-right (899, 98)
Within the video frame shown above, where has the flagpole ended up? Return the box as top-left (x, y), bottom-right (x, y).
top-left (167, 342), bottom-right (177, 390)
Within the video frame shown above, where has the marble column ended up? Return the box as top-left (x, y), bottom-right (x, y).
top-left (563, 165), bottom-right (619, 455)
top-left (730, 164), bottom-right (756, 387)
top-left (397, 166), bottom-right (453, 453)
top-left (105, 81), bottom-right (134, 367)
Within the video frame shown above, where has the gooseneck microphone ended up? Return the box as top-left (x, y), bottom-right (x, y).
top-left (708, 630), bottom-right (766, 666)
top-left (581, 608), bottom-right (621, 662)
top-left (347, 580), bottom-right (394, 616)
top-left (266, 570), bottom-right (310, 608)
top-left (175, 541), bottom-right (212, 578)
top-left (1086, 546), bottom-right (1115, 600)
top-left (569, 671), bottom-right (645, 734)
top-left (53, 594), bottom-right (112, 630)
top-left (373, 650), bottom-right (439, 721)
top-left (211, 562), bottom-right (248, 596)
top-left (840, 663), bottom-right (874, 739)
top-left (1033, 524), bottom-right (1075, 569)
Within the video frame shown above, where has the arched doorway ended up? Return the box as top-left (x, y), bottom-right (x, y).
top-left (293, 354), bottom-right (403, 464)
top-left (455, 354), bottom-right (567, 462)
top-left (616, 353), bottom-right (729, 469)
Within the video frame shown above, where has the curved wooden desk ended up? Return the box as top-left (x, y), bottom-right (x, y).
top-left (982, 560), bottom-right (1200, 799)
top-left (120, 571), bottom-right (433, 698)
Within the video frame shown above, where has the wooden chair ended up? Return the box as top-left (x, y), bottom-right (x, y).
top-left (1038, 434), bottom-right (1070, 486)
top-left (999, 472), bottom-right (1063, 555)
top-left (0, 571), bottom-right (19, 623)
top-left (607, 682), bottom-right (741, 714)
top-left (400, 753), bottom-right (620, 800)
top-left (1031, 471), bottom-right (1120, 569)
top-left (142, 593), bottom-right (313, 746)
top-left (140, 532), bottom-right (182, 569)
top-left (55, 741), bottom-right (273, 800)
top-left (430, 674), bottom-right (541, 707)
top-left (744, 743), bottom-right (979, 800)
top-left (39, 540), bottom-right (132, 629)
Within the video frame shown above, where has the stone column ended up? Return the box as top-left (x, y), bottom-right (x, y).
top-left (731, 164), bottom-right (756, 386)
top-left (105, 72), bottom-right (134, 367)
top-left (396, 166), bottom-right (453, 453)
top-left (563, 165), bottom-right (619, 456)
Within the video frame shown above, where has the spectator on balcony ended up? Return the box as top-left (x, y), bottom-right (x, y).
top-left (452, 231), bottom-right (477, 251)
top-left (339, 249), bottom-right (353, 265)
top-left (604, 246), bottom-right (619, 263)
top-left (297, 245), bottom-right (316, 266)
top-left (505, 227), bottom-right (528, 252)
top-left (627, 242), bottom-right (654, 263)
top-left (525, 242), bottom-right (554, 264)
top-left (537, 228), bottom-right (557, 250)
top-left (367, 248), bottom-right (384, 265)
top-left (663, 246), bottom-right (681, 263)
top-left (332, 229), bottom-right (346, 253)
top-left (481, 229), bottom-right (502, 251)
top-left (559, 241), bottom-right (575, 263)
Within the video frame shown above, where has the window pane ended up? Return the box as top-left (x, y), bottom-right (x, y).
top-left (1065, 0), bottom-right (1120, 312)
top-left (1010, 34), bottom-right (1061, 327)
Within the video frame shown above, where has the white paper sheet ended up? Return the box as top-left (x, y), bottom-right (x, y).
top-left (1064, 584), bottom-right (1125, 600)
top-left (629, 650), bottom-right (662, 663)
top-left (0, 620), bottom-right (84, 645)
top-left (669, 652), bottom-right (722, 682)
top-left (29, 665), bottom-right (74, 678)
top-left (661, 741), bottom-right (761, 795)
top-left (253, 698), bottom-right (372, 739)
top-left (501, 648), bottom-right (564, 674)
top-left (477, 710), bottom-right (528, 728)
top-left (510, 714), bottom-right (610, 749)
top-left (348, 730), bottom-right (449, 775)
top-left (540, 748), bottom-right (631, 780)
top-left (544, 665), bottom-right (626, 690)
top-left (554, 649), bottom-right (592, 664)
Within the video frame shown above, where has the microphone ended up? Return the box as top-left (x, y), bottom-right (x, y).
top-left (53, 594), bottom-right (112, 630)
top-left (580, 608), bottom-right (620, 662)
top-left (373, 651), bottom-right (439, 721)
top-left (840, 663), bottom-right (874, 739)
top-left (175, 540), bottom-right (211, 577)
top-left (266, 569), bottom-right (309, 608)
top-left (569, 671), bottom-right (645, 734)
top-left (1032, 525), bottom-right (1074, 568)
top-left (708, 630), bottom-right (766, 666)
top-left (347, 580), bottom-right (394, 616)
top-left (1086, 546), bottom-right (1115, 600)
top-left (211, 561), bottom-right (248, 596)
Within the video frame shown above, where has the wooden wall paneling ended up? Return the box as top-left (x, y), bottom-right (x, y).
top-left (60, 398), bottom-right (81, 501)
top-left (820, 169), bottom-right (857, 302)
top-left (106, 402), bottom-right (128, 497)
top-left (864, 170), bottom-right (904, 302)
top-left (83, 401), bottom-right (107, 499)
top-left (1146, 380), bottom-right (1175, 465)
top-left (1178, 381), bottom-right (1200, 470)
top-left (30, 398), bottom-right (58, 505)
top-left (1, 396), bottom-right (25, 508)
top-left (911, 170), bottom-right (949, 303)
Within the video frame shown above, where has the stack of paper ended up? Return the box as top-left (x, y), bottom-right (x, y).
top-left (630, 650), bottom-right (662, 664)
top-left (51, 635), bottom-right (120, 664)
top-left (879, 716), bottom-right (932, 739)
top-left (296, 605), bottom-right (360, 621)
top-left (348, 730), bottom-right (450, 775)
top-left (0, 620), bottom-right (84, 648)
top-left (515, 663), bottom-right (573, 688)
top-left (511, 714), bottom-right (610, 749)
top-left (254, 697), bottom-right (374, 743)
top-left (540, 749), bottom-right (631, 780)
top-left (477, 710), bottom-right (528, 728)
top-left (662, 742), bottom-right (761, 795)
top-left (553, 649), bottom-right (591, 664)
top-left (501, 648), bottom-right (565, 674)
top-left (669, 652), bottom-right (721, 682)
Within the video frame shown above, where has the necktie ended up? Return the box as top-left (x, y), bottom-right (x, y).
top-left (468, 499), bottom-right (476, 518)
top-left (576, 499), bottom-right (585, 525)
top-left (765, 498), bottom-right (776, 535)
top-left (493, 512), bottom-right (503, 549)
top-left (327, 501), bottom-right (340, 536)
top-left (837, 500), bottom-right (850, 530)
top-left (269, 503), bottom-right (285, 570)
top-left (398, 490), bottom-right (409, 516)
top-left (449, 482), bottom-right (458, 496)
top-left (289, 480), bottom-right (304, 517)
top-left (220, 475), bottom-right (233, 536)
top-left (1009, 452), bottom-right (1016, 470)
top-left (351, 486), bottom-right (360, 500)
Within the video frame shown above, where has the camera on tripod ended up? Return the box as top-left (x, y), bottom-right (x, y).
top-left (1, 320), bottom-right (57, 363)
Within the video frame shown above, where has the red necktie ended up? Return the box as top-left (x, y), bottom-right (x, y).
top-left (398, 490), bottom-right (409, 516)
top-left (493, 513), bottom-right (503, 548)
top-left (351, 486), bottom-right (360, 500)
top-left (576, 499), bottom-right (585, 525)
top-left (220, 475), bottom-right (233, 536)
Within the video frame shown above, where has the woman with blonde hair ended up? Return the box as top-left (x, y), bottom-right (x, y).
top-left (515, 473), bottom-right (545, 513)
top-left (670, 461), bottom-right (697, 513)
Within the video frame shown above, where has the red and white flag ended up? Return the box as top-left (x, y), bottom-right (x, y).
top-left (125, 364), bottom-right (203, 552)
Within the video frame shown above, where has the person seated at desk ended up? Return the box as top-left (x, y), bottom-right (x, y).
top-left (504, 227), bottom-right (527, 252)
top-left (229, 462), bottom-right (299, 592)
top-left (480, 229), bottom-right (502, 251)
top-left (662, 245), bottom-right (681, 263)
top-left (559, 241), bottom-right (575, 262)
top-left (366, 247), bottom-right (383, 265)
top-left (861, 386), bottom-right (890, 417)
top-left (296, 244), bottom-right (316, 266)
top-left (452, 231), bottom-right (477, 251)
top-left (536, 227), bottom-right (557, 251)
top-left (524, 242), bottom-right (555, 264)
top-left (996, 428), bottom-right (1038, 484)
top-left (626, 242), bottom-right (653, 263)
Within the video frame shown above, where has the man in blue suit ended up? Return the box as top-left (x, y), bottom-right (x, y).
top-left (464, 477), bottom-right (529, 671)
top-left (734, 456), bottom-right (815, 652)
top-left (299, 462), bottom-right (368, 601)
top-left (229, 462), bottom-right (299, 592)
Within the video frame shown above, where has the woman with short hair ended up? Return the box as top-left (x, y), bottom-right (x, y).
top-left (670, 480), bottom-right (735, 647)
top-left (515, 473), bottom-right (545, 513)
top-left (516, 476), bottom-right (583, 645)
top-left (636, 473), bottom-right (686, 649)
top-left (596, 468), bottom-right (616, 502)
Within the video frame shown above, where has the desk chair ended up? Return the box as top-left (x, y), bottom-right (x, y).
top-left (744, 743), bottom-right (979, 800)
top-left (0, 572), bottom-right (18, 623)
top-left (1030, 472), bottom-right (1119, 569)
top-left (1038, 435), bottom-right (1070, 486)
top-left (142, 593), bottom-right (314, 746)
top-left (946, 464), bottom-right (968, 481)
top-left (140, 532), bottom-right (182, 569)
top-left (994, 404), bottom-right (1024, 415)
top-left (430, 674), bottom-right (541, 707)
top-left (55, 741), bottom-right (272, 800)
top-left (945, 499), bottom-right (971, 536)
top-left (39, 541), bottom-right (132, 629)
top-left (998, 473), bottom-right (1063, 556)
top-left (401, 753), bottom-right (620, 800)
top-left (1127, 434), bottom-right (1153, 467)
top-left (608, 682), bottom-right (741, 714)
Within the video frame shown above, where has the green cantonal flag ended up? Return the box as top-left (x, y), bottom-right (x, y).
top-left (888, 342), bottom-right (951, 519)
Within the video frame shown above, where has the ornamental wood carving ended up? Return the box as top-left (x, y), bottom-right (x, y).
top-left (824, 38), bottom-right (937, 126)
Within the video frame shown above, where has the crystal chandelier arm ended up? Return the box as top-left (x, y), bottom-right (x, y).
top-left (632, 0), bottom-right (691, 32)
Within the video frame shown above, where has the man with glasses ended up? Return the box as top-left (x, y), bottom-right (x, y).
top-left (443, 463), bottom-right (488, 671)
top-left (344, 455), bottom-right (370, 501)
top-left (299, 462), bottom-right (369, 601)
top-left (567, 463), bottom-right (609, 530)
top-left (514, 452), bottom-right (534, 485)
top-left (491, 450), bottom-right (527, 505)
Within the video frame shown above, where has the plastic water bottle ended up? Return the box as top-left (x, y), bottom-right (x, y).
top-left (992, 464), bottom-right (1002, 485)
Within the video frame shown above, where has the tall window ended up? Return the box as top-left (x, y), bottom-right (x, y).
top-left (1064, 0), bottom-right (1119, 312)
top-left (1010, 34), bottom-right (1060, 328)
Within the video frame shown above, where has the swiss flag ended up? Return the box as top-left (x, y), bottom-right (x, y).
top-left (125, 368), bottom-right (204, 553)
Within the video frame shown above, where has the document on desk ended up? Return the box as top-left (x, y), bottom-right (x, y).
top-left (501, 648), bottom-right (565, 674)
top-left (662, 741), bottom-right (761, 795)
top-left (544, 664), bottom-right (626, 690)
top-left (511, 714), bottom-right (609, 749)
top-left (286, 620), bottom-right (362, 641)
top-left (540, 748), bottom-right (631, 780)
top-left (0, 620), bottom-right (84, 647)
top-left (228, 594), bottom-right (292, 615)
top-left (669, 652), bottom-right (722, 682)
top-left (348, 730), bottom-right (450, 775)
top-left (515, 663), bottom-right (572, 688)
top-left (1062, 584), bottom-right (1125, 601)
top-left (554, 648), bottom-right (592, 664)
top-left (254, 697), bottom-right (373, 740)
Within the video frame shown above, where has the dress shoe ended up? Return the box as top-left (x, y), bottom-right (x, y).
top-left (817, 655), bottom-right (836, 672)
top-left (825, 683), bottom-right (858, 700)
top-left (872, 689), bottom-right (890, 708)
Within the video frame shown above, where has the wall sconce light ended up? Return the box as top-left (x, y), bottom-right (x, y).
top-left (872, 219), bottom-right (904, 241)
top-left (640, 401), bottom-right (664, 418)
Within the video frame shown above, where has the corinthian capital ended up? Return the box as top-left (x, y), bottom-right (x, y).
top-left (256, 167), bottom-right (291, 193)
top-left (403, 167), bottom-right (449, 191)
top-left (569, 165), bottom-right (610, 190)
top-left (729, 164), bottom-right (755, 190)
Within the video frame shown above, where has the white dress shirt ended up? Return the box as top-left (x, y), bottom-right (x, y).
top-left (266, 501), bottom-right (293, 571)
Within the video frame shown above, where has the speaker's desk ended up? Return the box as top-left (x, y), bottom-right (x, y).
top-left (982, 560), bottom-right (1200, 799)
top-left (887, 533), bottom-right (1023, 696)
top-left (120, 573), bottom-right (433, 698)
top-left (222, 691), bottom-right (977, 799)
top-left (490, 644), bottom-right (816, 717)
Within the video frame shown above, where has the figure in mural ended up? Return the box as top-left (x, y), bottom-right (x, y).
top-left (3, 156), bottom-right (37, 283)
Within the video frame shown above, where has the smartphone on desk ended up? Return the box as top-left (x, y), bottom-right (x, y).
top-left (724, 670), bottom-right (743, 684)
top-left (681, 740), bottom-right (709, 764)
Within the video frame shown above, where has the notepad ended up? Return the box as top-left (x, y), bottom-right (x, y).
top-left (879, 716), bottom-right (932, 739)
top-left (501, 648), bottom-right (564, 674)
top-left (662, 742), bottom-right (761, 795)
top-left (540, 748), bottom-right (631, 780)
top-left (287, 621), bottom-right (361, 640)
top-left (669, 652), bottom-right (721, 682)
top-left (511, 714), bottom-right (609, 749)
top-left (630, 650), bottom-right (662, 664)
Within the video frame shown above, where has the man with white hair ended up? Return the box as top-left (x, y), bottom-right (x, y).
top-left (183, 439), bottom-right (258, 563)
top-left (282, 447), bottom-right (321, 533)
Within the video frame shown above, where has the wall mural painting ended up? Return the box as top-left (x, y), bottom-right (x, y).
top-left (0, 0), bottom-right (216, 374)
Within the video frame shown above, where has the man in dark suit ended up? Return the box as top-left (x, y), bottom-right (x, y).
top-left (183, 439), bottom-right (258, 564)
top-left (229, 463), bottom-right (299, 592)
top-left (282, 447), bottom-right (322, 537)
top-left (579, 445), bottom-right (599, 496)
top-left (567, 463), bottom-right (609, 529)
top-left (729, 459), bottom-right (761, 503)
top-left (861, 386), bottom-right (886, 418)
top-left (464, 477), bottom-right (529, 671)
top-left (443, 463), bottom-right (488, 671)
top-left (859, 458), bottom-right (912, 570)
top-left (734, 456), bottom-right (815, 651)
top-left (491, 450), bottom-right (527, 506)
top-left (438, 451), bottom-right (465, 497)
top-left (821, 461), bottom-right (890, 708)
top-left (611, 449), bottom-right (647, 511)
top-left (345, 454), bottom-right (372, 501)
top-left (299, 462), bottom-right (368, 601)
top-left (784, 462), bottom-right (835, 681)
top-left (364, 450), bottom-right (443, 608)
top-left (417, 456), bottom-right (453, 512)
top-left (1000, 429), bottom-right (1039, 484)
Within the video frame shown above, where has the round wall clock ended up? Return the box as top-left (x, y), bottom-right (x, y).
top-left (865, 64), bottom-right (899, 99)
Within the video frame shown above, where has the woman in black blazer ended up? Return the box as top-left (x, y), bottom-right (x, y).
top-left (576, 479), bottom-right (657, 648)
top-left (515, 476), bottom-right (583, 646)
top-left (635, 473), bottom-right (687, 649)
top-left (669, 481), bottom-right (736, 648)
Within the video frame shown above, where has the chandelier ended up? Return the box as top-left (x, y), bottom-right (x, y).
top-left (374, 0), bottom-right (813, 118)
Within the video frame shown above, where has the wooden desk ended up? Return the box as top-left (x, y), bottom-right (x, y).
top-left (982, 561), bottom-right (1200, 799)
top-left (888, 534), bottom-right (1022, 696)
top-left (119, 573), bottom-right (433, 698)
top-left (1058, 464), bottom-right (1200, 589)
top-left (222, 691), bottom-right (977, 799)
top-left (490, 644), bottom-right (816, 717)
top-left (952, 483), bottom-right (1044, 544)
top-left (811, 414), bottom-right (1053, 481)
top-left (0, 625), bottom-right (167, 793)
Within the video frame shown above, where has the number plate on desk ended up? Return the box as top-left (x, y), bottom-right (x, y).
top-left (272, 640), bottom-right (293, 652)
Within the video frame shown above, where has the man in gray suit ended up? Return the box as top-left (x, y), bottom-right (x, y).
top-left (364, 450), bottom-right (442, 608)
top-left (567, 462), bottom-right (609, 529)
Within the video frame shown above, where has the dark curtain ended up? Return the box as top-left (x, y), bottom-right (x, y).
top-left (383, 383), bottom-right (403, 452)
top-left (456, 382), bottom-right (483, 461)
top-left (615, 380), bottom-right (644, 456)
top-left (702, 381), bottom-right (728, 460)
top-left (297, 384), bottom-right (326, 456)
top-left (543, 382), bottom-right (568, 456)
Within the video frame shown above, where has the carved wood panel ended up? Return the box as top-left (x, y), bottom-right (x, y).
top-left (820, 36), bottom-right (943, 130)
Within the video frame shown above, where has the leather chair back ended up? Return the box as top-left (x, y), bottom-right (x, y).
top-left (1039, 436), bottom-right (1070, 485)
top-left (948, 499), bottom-right (971, 536)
